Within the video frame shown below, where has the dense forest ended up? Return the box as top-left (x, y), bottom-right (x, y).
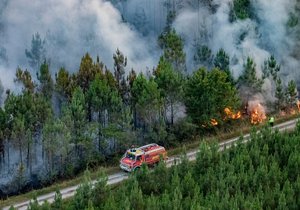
top-left (18, 123), bottom-right (300, 210)
top-left (0, 0), bottom-right (300, 197)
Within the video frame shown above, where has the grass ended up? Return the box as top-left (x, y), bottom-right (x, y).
top-left (1, 113), bottom-right (299, 208)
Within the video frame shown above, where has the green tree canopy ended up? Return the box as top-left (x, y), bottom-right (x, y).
top-left (25, 32), bottom-right (46, 70)
top-left (262, 55), bottom-right (281, 81)
top-left (76, 53), bottom-right (103, 93)
top-left (37, 61), bottom-right (53, 100)
top-left (158, 29), bottom-right (186, 73)
top-left (131, 73), bottom-right (161, 129)
top-left (238, 57), bottom-right (263, 93)
top-left (15, 68), bottom-right (35, 93)
top-left (55, 67), bottom-right (74, 100)
top-left (286, 80), bottom-right (298, 110)
top-left (113, 49), bottom-right (127, 101)
top-left (214, 48), bottom-right (235, 84)
top-left (233, 0), bottom-right (251, 20)
top-left (214, 49), bottom-right (230, 72)
top-left (154, 56), bottom-right (184, 125)
top-left (87, 74), bottom-right (121, 152)
top-left (185, 68), bottom-right (240, 127)
top-left (194, 45), bottom-right (213, 68)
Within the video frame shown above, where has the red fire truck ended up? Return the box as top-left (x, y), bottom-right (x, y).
top-left (120, 143), bottom-right (167, 172)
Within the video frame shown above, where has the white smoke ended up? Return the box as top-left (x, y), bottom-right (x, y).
top-left (0, 0), bottom-right (299, 95)
top-left (0, 65), bottom-right (14, 91)
top-left (116, 0), bottom-right (168, 36)
top-left (0, 0), bottom-right (160, 91)
top-left (172, 0), bottom-right (299, 102)
top-left (174, 0), bottom-right (300, 80)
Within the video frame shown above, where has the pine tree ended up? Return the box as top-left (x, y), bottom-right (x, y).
top-left (103, 193), bottom-right (118, 210)
top-left (15, 68), bottom-right (35, 93)
top-left (158, 29), bottom-right (186, 73)
top-left (154, 56), bottom-right (183, 125)
top-left (66, 87), bottom-right (89, 162)
top-left (72, 170), bottom-right (93, 210)
top-left (238, 57), bottom-right (263, 93)
top-left (128, 178), bottom-right (144, 210)
top-left (52, 190), bottom-right (63, 210)
top-left (88, 75), bottom-right (121, 153)
top-left (185, 68), bottom-right (240, 127)
top-left (55, 67), bottom-right (73, 100)
top-left (214, 49), bottom-right (230, 71)
top-left (92, 170), bottom-right (109, 207)
top-left (25, 32), bottom-right (46, 70)
top-left (37, 61), bottom-right (53, 100)
top-left (131, 73), bottom-right (161, 131)
top-left (194, 45), bottom-right (213, 69)
top-left (27, 195), bottom-right (39, 210)
top-left (76, 53), bottom-right (102, 93)
top-left (275, 78), bottom-right (285, 111)
top-left (262, 55), bottom-right (280, 81)
top-left (285, 80), bottom-right (298, 111)
top-left (11, 116), bottom-right (26, 164)
top-left (233, 0), bottom-right (251, 20)
top-left (113, 49), bottom-right (128, 103)
top-left (145, 194), bottom-right (159, 210)
top-left (214, 48), bottom-right (235, 84)
top-left (0, 107), bottom-right (6, 162)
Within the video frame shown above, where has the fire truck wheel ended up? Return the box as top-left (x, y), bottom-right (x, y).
top-left (134, 167), bottom-right (140, 172)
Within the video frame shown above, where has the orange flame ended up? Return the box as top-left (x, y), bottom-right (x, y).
top-left (290, 109), bottom-right (296, 115)
top-left (224, 107), bottom-right (241, 120)
top-left (211, 119), bottom-right (218, 126)
top-left (286, 100), bottom-right (300, 115)
top-left (248, 101), bottom-right (266, 125)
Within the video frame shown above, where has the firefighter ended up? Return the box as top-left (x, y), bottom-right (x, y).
top-left (269, 116), bottom-right (274, 127)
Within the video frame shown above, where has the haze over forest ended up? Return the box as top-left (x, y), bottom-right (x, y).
top-left (0, 0), bottom-right (300, 92)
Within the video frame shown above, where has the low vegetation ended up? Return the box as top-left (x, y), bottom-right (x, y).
top-left (17, 122), bottom-right (300, 210)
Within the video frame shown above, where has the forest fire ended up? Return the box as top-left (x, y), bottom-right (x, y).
top-left (248, 102), bottom-right (266, 125)
top-left (280, 100), bottom-right (300, 116)
top-left (224, 107), bottom-right (241, 120)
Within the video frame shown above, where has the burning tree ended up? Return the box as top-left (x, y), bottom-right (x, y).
top-left (248, 101), bottom-right (266, 124)
top-left (224, 107), bottom-right (241, 120)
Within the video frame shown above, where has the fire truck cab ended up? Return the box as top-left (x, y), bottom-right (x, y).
top-left (120, 143), bottom-right (167, 172)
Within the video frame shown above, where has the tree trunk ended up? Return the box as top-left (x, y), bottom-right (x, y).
top-left (170, 101), bottom-right (174, 125)
top-left (51, 150), bottom-right (54, 174)
top-left (27, 141), bottom-right (30, 172)
top-left (18, 138), bottom-right (23, 164)
top-left (0, 139), bottom-right (4, 164)
top-left (88, 102), bottom-right (92, 122)
top-left (34, 137), bottom-right (38, 165)
top-left (6, 139), bottom-right (10, 170)
top-left (133, 107), bottom-right (137, 130)
top-left (60, 154), bottom-right (63, 177)
top-left (98, 110), bottom-right (102, 153)
top-left (42, 137), bottom-right (45, 162)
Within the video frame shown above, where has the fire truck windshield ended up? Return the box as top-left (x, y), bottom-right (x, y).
top-left (126, 153), bottom-right (136, 160)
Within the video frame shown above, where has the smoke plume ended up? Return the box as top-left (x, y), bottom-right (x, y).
top-left (173, 0), bottom-right (298, 79)
top-left (0, 0), bottom-right (160, 92)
